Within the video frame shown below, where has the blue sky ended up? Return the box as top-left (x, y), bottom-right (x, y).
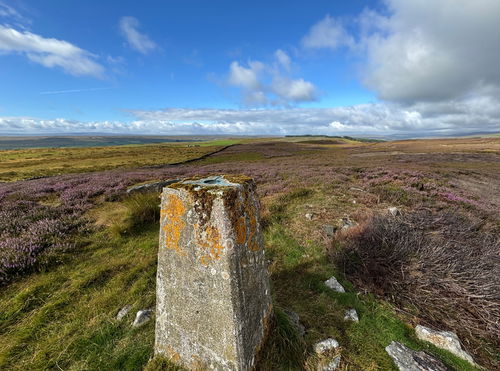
top-left (1, 0), bottom-right (500, 137)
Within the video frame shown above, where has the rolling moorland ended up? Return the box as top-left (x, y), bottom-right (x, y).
top-left (0, 136), bottom-right (498, 370)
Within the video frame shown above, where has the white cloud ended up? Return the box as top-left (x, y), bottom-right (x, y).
top-left (303, 1), bottom-right (500, 105)
top-left (271, 77), bottom-right (316, 103)
top-left (274, 49), bottom-right (291, 71)
top-left (228, 61), bottom-right (264, 90)
top-left (359, 0), bottom-right (500, 103)
top-left (3, 95), bottom-right (499, 136)
top-left (301, 14), bottom-right (354, 50)
top-left (119, 16), bottom-right (157, 54)
top-left (0, 25), bottom-right (104, 77)
top-left (227, 52), bottom-right (317, 106)
top-left (0, 1), bottom-right (30, 28)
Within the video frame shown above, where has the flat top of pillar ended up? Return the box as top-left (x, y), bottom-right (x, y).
top-left (183, 175), bottom-right (236, 187)
top-left (168, 175), bottom-right (254, 192)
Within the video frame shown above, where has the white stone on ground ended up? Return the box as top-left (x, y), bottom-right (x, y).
top-left (344, 308), bottom-right (359, 322)
top-left (318, 356), bottom-right (341, 371)
top-left (339, 217), bottom-right (356, 230)
top-left (385, 341), bottom-right (448, 371)
top-left (415, 325), bottom-right (475, 365)
top-left (388, 206), bottom-right (401, 216)
top-left (132, 309), bottom-right (153, 327)
top-left (314, 338), bottom-right (339, 355)
top-left (116, 305), bottom-right (132, 320)
top-left (324, 276), bottom-right (345, 293)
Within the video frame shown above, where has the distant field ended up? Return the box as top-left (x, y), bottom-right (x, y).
top-left (0, 135), bottom-right (203, 150)
top-left (0, 140), bottom-right (238, 181)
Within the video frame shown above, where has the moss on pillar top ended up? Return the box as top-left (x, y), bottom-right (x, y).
top-left (166, 175), bottom-right (255, 227)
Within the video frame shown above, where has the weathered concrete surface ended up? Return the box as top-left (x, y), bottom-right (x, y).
top-left (155, 175), bottom-right (272, 370)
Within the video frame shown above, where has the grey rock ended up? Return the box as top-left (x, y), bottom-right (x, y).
top-left (284, 309), bottom-right (305, 337)
top-left (339, 217), bottom-right (356, 230)
top-left (322, 225), bottom-right (337, 238)
top-left (388, 206), bottom-right (401, 216)
top-left (126, 179), bottom-right (179, 194)
top-left (344, 308), bottom-right (359, 322)
top-left (318, 356), bottom-right (341, 371)
top-left (132, 309), bottom-right (153, 327)
top-left (325, 276), bottom-right (345, 293)
top-left (314, 338), bottom-right (339, 355)
top-left (116, 305), bottom-right (132, 320)
top-left (415, 325), bottom-right (474, 365)
top-left (385, 341), bottom-right (448, 371)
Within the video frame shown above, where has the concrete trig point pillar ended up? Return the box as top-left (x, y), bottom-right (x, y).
top-left (155, 175), bottom-right (272, 370)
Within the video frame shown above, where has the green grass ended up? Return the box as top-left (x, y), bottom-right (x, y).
top-left (0, 222), bottom-right (161, 370)
top-left (0, 187), bottom-right (481, 370)
top-left (0, 142), bottom-right (229, 182)
top-left (261, 188), bottom-right (479, 370)
top-left (190, 139), bottom-right (240, 147)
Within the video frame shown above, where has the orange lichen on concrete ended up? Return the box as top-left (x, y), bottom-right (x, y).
top-left (235, 216), bottom-right (247, 245)
top-left (195, 224), bottom-right (225, 265)
top-left (166, 345), bottom-right (181, 363)
top-left (161, 193), bottom-right (186, 255)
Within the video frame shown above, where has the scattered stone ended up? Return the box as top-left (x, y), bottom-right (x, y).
top-left (305, 212), bottom-right (315, 220)
top-left (325, 276), bottom-right (345, 293)
top-left (284, 309), bottom-right (305, 337)
top-left (339, 217), bottom-right (357, 230)
top-left (318, 356), bottom-right (341, 371)
top-left (314, 338), bottom-right (339, 355)
top-left (385, 341), bottom-right (448, 371)
top-left (322, 224), bottom-right (337, 238)
top-left (415, 325), bottom-right (475, 365)
top-left (352, 200), bottom-right (357, 204)
top-left (388, 206), bottom-right (401, 216)
top-left (132, 309), bottom-right (153, 327)
top-left (116, 305), bottom-right (132, 320)
top-left (126, 179), bottom-right (179, 194)
top-left (344, 308), bottom-right (359, 322)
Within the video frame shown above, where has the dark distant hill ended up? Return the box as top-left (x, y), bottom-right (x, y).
top-left (0, 136), bottom-right (196, 150)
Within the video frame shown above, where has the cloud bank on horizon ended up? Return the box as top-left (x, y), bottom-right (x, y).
top-left (1, 0), bottom-right (500, 137)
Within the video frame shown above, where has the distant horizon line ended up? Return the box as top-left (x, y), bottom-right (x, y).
top-left (0, 131), bottom-right (498, 140)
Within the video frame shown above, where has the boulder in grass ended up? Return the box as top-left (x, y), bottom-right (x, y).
top-left (339, 217), bottom-right (357, 230)
top-left (314, 338), bottom-right (339, 355)
top-left (132, 309), bottom-right (153, 327)
top-left (116, 305), bottom-right (132, 320)
top-left (415, 325), bottom-right (475, 365)
top-left (284, 309), bottom-right (305, 337)
top-left (318, 356), bottom-right (341, 371)
top-left (385, 341), bottom-right (448, 371)
top-left (344, 308), bottom-right (359, 322)
top-left (388, 206), bottom-right (401, 216)
top-left (325, 276), bottom-right (345, 293)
